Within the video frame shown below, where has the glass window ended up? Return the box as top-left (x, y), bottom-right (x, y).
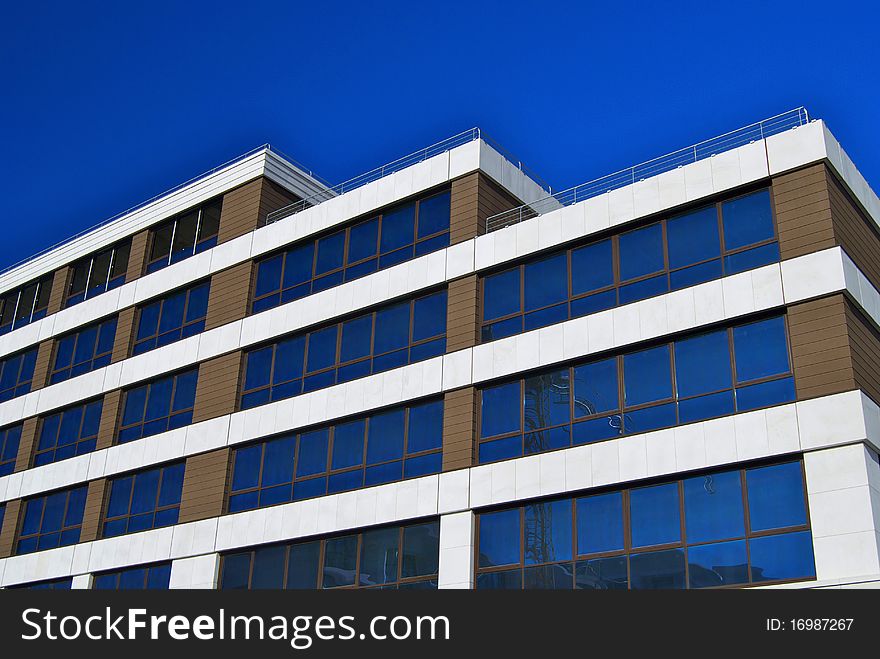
top-left (524, 500), bottom-right (572, 565)
top-left (630, 483), bottom-right (681, 548)
top-left (480, 381), bottom-right (520, 439)
top-left (9, 577), bottom-right (74, 590)
top-left (573, 358), bottom-right (618, 418)
top-left (359, 526), bottom-right (400, 586)
top-left (746, 462), bottom-right (807, 532)
top-left (118, 369), bottom-right (198, 443)
top-left (623, 344), bottom-right (672, 407)
top-left (0, 275), bottom-right (53, 335)
top-left (65, 241), bottom-right (131, 308)
top-left (50, 316), bottom-right (117, 384)
top-left (722, 189), bottom-right (775, 251)
top-left (683, 470), bottom-right (744, 543)
top-left (0, 347), bottom-right (37, 403)
top-left (17, 486), bottom-right (88, 554)
top-left (674, 329), bottom-right (732, 398)
top-left (133, 281), bottom-right (210, 355)
top-left (630, 549), bottom-right (686, 589)
top-left (524, 253), bottom-right (567, 312)
top-left (619, 223), bottom-right (664, 282)
top-left (571, 240), bottom-right (613, 296)
top-left (483, 268), bottom-right (520, 322)
top-left (733, 316), bottom-right (790, 383)
top-left (103, 462), bottom-right (185, 538)
top-left (0, 423), bottom-right (22, 476)
top-left (146, 199), bottom-right (222, 273)
top-left (748, 531), bottom-right (815, 583)
top-left (34, 399), bottom-right (102, 466)
top-left (667, 206), bottom-right (721, 270)
top-left (576, 492), bottom-right (624, 555)
top-left (251, 190), bottom-right (450, 315)
top-left (93, 563), bottom-right (172, 590)
top-left (478, 509), bottom-right (520, 568)
top-left (688, 540), bottom-right (749, 588)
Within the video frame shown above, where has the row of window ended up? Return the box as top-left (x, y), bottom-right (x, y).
top-left (229, 399), bottom-right (443, 512)
top-left (0, 275), bottom-right (53, 336)
top-left (252, 190), bottom-right (451, 314)
top-left (482, 189), bottom-right (778, 341)
top-left (478, 315), bottom-right (795, 463)
top-left (241, 289), bottom-right (447, 409)
top-left (476, 460), bottom-right (814, 589)
top-left (220, 520), bottom-right (440, 589)
top-left (16, 462), bottom-right (185, 554)
top-left (10, 563), bottom-right (172, 590)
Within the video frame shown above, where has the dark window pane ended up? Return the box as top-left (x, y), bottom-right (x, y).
top-left (359, 527), bottom-right (400, 585)
top-left (417, 191), bottom-right (450, 238)
top-left (367, 409), bottom-right (405, 464)
top-left (322, 535), bottom-right (358, 588)
top-left (401, 521), bottom-right (439, 578)
top-left (667, 206), bottom-right (721, 269)
top-left (251, 545), bottom-right (286, 589)
top-left (261, 436), bottom-right (295, 487)
top-left (524, 564), bottom-right (572, 589)
top-left (412, 291), bottom-right (446, 342)
top-left (722, 189), bottom-right (774, 251)
top-left (306, 326), bottom-right (338, 373)
top-left (483, 269), bottom-right (520, 322)
top-left (287, 542), bottom-right (321, 589)
top-left (746, 462), bottom-right (807, 531)
top-left (170, 212), bottom-right (198, 261)
top-left (674, 329), bottom-right (732, 398)
top-left (255, 255), bottom-right (283, 299)
top-left (576, 556), bottom-right (628, 590)
top-left (619, 223), bottom-right (664, 281)
top-left (380, 204), bottom-right (415, 253)
top-left (573, 358), bottom-right (618, 418)
top-left (339, 316), bottom-right (372, 363)
top-left (524, 253), bottom-right (567, 312)
top-left (273, 337), bottom-right (305, 384)
top-left (221, 553), bottom-right (252, 590)
top-left (348, 219), bottom-right (379, 263)
top-left (683, 470), bottom-right (745, 543)
top-left (733, 316), bottom-right (789, 382)
top-left (576, 492), bottom-right (624, 555)
top-left (374, 303), bottom-right (409, 354)
top-left (623, 344), bottom-right (672, 406)
top-left (630, 548), bottom-right (686, 589)
top-left (480, 381), bottom-right (521, 438)
top-left (231, 444), bottom-right (261, 491)
top-left (523, 369), bottom-right (570, 431)
top-left (283, 243), bottom-right (315, 288)
top-left (331, 419), bottom-right (365, 469)
top-left (630, 482), bottom-right (681, 548)
top-left (688, 540), bottom-right (749, 588)
top-left (407, 400), bottom-right (443, 453)
top-left (476, 569), bottom-right (521, 590)
top-left (571, 240), bottom-right (613, 296)
top-left (524, 499), bottom-right (572, 564)
top-left (749, 531), bottom-right (815, 583)
top-left (315, 232), bottom-right (345, 275)
top-left (297, 429), bottom-right (328, 477)
top-left (478, 509), bottom-right (520, 568)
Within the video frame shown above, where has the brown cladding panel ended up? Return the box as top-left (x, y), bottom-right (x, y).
top-left (46, 266), bottom-right (71, 315)
top-left (177, 448), bottom-right (231, 524)
top-left (828, 173), bottom-right (880, 291)
top-left (217, 179), bottom-right (263, 244)
top-left (442, 387), bottom-right (476, 471)
top-left (772, 164), bottom-right (835, 261)
top-left (126, 229), bottom-right (150, 282)
top-left (258, 178), bottom-right (299, 227)
top-left (30, 340), bottom-right (54, 391)
top-left (0, 499), bottom-right (22, 558)
top-left (845, 299), bottom-right (880, 406)
top-left (449, 173), bottom-right (522, 244)
top-left (112, 307), bottom-right (137, 362)
top-left (446, 275), bottom-right (479, 352)
top-left (204, 262), bottom-right (254, 331)
top-left (13, 416), bottom-right (39, 472)
top-left (96, 389), bottom-right (123, 450)
top-left (192, 352), bottom-right (242, 423)
top-left (788, 295), bottom-right (856, 400)
top-left (80, 479), bottom-right (107, 542)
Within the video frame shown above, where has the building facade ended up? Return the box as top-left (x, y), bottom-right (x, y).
top-left (0, 112), bottom-right (879, 591)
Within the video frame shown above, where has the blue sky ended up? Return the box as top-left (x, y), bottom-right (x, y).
top-left (1, 0), bottom-right (877, 271)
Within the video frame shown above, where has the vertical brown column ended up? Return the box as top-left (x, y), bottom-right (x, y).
top-left (177, 448), bottom-right (232, 524)
top-left (13, 417), bottom-right (39, 472)
top-left (111, 307), bottom-right (137, 362)
top-left (446, 275), bottom-right (479, 352)
top-left (0, 499), bottom-right (22, 558)
top-left (773, 164), bottom-right (835, 261)
top-left (192, 353), bottom-right (242, 423)
top-left (449, 172), bottom-right (524, 244)
top-left (218, 177), bottom-right (299, 244)
top-left (80, 479), bottom-right (108, 542)
top-left (442, 387), bottom-right (477, 471)
top-left (30, 339), bottom-right (54, 390)
top-left (126, 229), bottom-right (150, 282)
top-left (788, 295), bottom-right (855, 401)
top-left (96, 390), bottom-right (123, 450)
top-left (204, 262), bottom-right (254, 331)
top-left (46, 266), bottom-right (71, 315)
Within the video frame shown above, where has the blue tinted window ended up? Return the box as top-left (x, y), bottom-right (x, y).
top-left (104, 463), bottom-right (184, 538)
top-left (367, 410), bottom-right (404, 464)
top-left (374, 302), bottom-right (409, 354)
top-left (297, 429), bottom-right (329, 477)
top-left (66, 241), bottom-right (130, 307)
top-left (0, 424), bottom-right (22, 476)
top-left (523, 369), bottom-right (570, 431)
top-left (630, 483), bottom-right (680, 547)
top-left (323, 534), bottom-right (358, 588)
top-left (360, 526), bottom-right (400, 585)
top-left (118, 369), bottom-right (198, 443)
top-left (332, 419), bottom-right (365, 469)
top-left (315, 232), bottom-right (345, 275)
top-left (35, 400), bottom-right (102, 466)
top-left (571, 240), bottom-right (613, 295)
top-left (623, 345), bottom-right (672, 406)
top-left (94, 563), bottom-right (172, 590)
top-left (683, 470), bottom-right (744, 543)
top-left (413, 290), bottom-right (447, 342)
top-left (380, 204), bottom-right (416, 253)
top-left (0, 348), bottom-right (38, 402)
top-left (573, 358), bottom-right (618, 417)
top-left (630, 549), bottom-right (686, 589)
top-left (483, 269), bottom-right (520, 322)
top-left (688, 540), bottom-right (749, 588)
top-left (524, 500), bottom-right (572, 564)
top-left (524, 253), bottom-right (567, 312)
top-left (417, 191), bottom-right (451, 238)
top-left (746, 462), bottom-right (807, 531)
top-left (748, 531), bottom-right (815, 583)
top-left (407, 400), bottom-right (443, 453)
top-left (619, 223), bottom-right (664, 281)
top-left (17, 486), bottom-right (87, 555)
top-left (479, 509), bottom-right (520, 568)
top-left (481, 381), bottom-right (520, 438)
top-left (667, 206), bottom-right (720, 269)
top-left (576, 556), bottom-right (628, 590)
top-left (733, 316), bottom-right (790, 382)
top-left (722, 189), bottom-right (774, 251)
top-left (147, 200), bottom-right (220, 272)
top-left (306, 326), bottom-right (338, 373)
top-left (133, 281), bottom-right (209, 355)
top-left (674, 330), bottom-right (732, 398)
top-left (577, 492), bottom-right (623, 555)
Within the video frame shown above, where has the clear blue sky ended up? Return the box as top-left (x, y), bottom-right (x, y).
top-left (1, 0), bottom-right (877, 271)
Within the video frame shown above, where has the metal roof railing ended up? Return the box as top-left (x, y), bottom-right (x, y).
top-left (485, 107), bottom-right (811, 233)
top-left (265, 128), bottom-right (552, 225)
